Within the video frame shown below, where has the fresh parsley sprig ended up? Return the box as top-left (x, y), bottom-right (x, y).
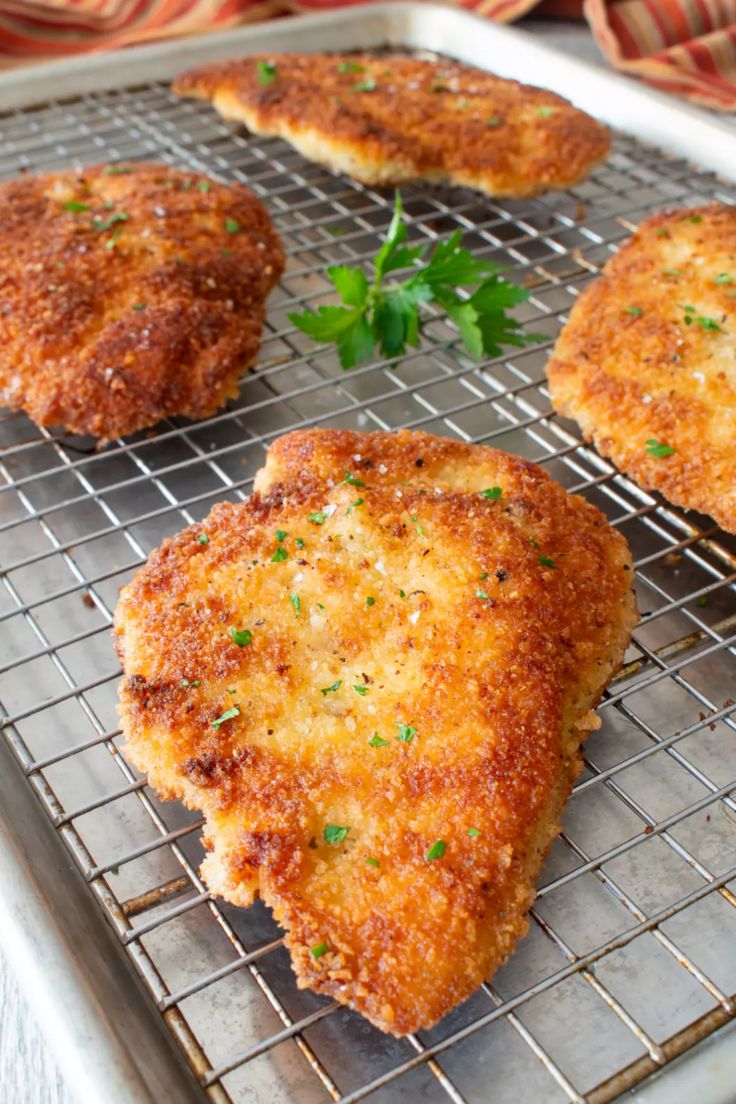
top-left (288, 192), bottom-right (540, 370)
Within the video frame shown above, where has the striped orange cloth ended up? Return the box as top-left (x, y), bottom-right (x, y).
top-left (0, 0), bottom-right (735, 111)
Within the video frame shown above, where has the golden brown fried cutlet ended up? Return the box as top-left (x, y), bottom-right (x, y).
top-left (115, 429), bottom-right (636, 1036)
top-left (174, 54), bottom-right (610, 198)
top-left (546, 203), bottom-right (736, 534)
top-left (0, 163), bottom-right (283, 440)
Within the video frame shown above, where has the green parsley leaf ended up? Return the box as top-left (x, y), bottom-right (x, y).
top-left (320, 680), bottom-right (342, 696)
top-left (92, 211), bottom-right (128, 232)
top-left (426, 840), bottom-right (446, 860)
top-left (257, 60), bottom-right (278, 85)
top-left (275, 529), bottom-right (288, 542)
top-left (295, 537), bottom-right (305, 548)
top-left (103, 165), bottom-right (134, 175)
top-left (655, 228), bottom-right (670, 238)
top-left (536, 106), bottom-right (555, 117)
top-left (132, 303), bottom-right (147, 311)
top-left (487, 116), bottom-right (503, 127)
top-left (365, 596), bottom-right (376, 607)
top-left (212, 705), bottom-right (240, 729)
top-left (316, 602), bottom-right (325, 611)
top-left (325, 225), bottom-right (346, 236)
top-left (288, 190), bottom-right (539, 370)
top-left (310, 941), bottom-right (329, 959)
top-left (64, 200), bottom-right (90, 212)
top-left (324, 824), bottom-right (350, 844)
top-left (369, 732), bottom-right (389, 748)
top-left (109, 866), bottom-right (120, 875)
top-left (347, 497), bottom-right (365, 513)
top-left (538, 555), bottom-right (556, 569)
top-left (683, 214), bottom-right (702, 224)
top-left (353, 684), bottom-right (368, 696)
top-left (271, 546), bottom-right (288, 562)
top-left (196, 533), bottom-right (208, 545)
top-left (661, 268), bottom-right (681, 277)
top-left (197, 180), bottom-right (212, 193)
top-left (224, 217), bottom-right (240, 235)
top-left (352, 78), bottom-right (376, 92)
top-left (230, 627), bottom-right (253, 647)
top-left (716, 273), bottom-right (733, 285)
top-left (625, 306), bottom-right (643, 317)
top-left (341, 470), bottom-right (365, 487)
top-left (696, 315), bottom-right (721, 331)
top-left (365, 855), bottom-right (380, 868)
top-left (529, 537), bottom-right (538, 548)
top-left (479, 572), bottom-right (488, 580)
top-left (476, 588), bottom-right (490, 600)
top-left (467, 827), bottom-right (481, 837)
top-left (481, 487), bottom-right (502, 500)
top-left (338, 60), bottom-right (364, 74)
top-left (697, 595), bottom-right (709, 607)
top-left (646, 439), bottom-right (676, 458)
top-left (399, 589), bottom-right (407, 598)
top-left (430, 81), bottom-right (448, 92)
top-left (308, 511), bottom-right (327, 525)
top-left (290, 593), bottom-right (301, 617)
top-left (396, 723), bottom-right (416, 744)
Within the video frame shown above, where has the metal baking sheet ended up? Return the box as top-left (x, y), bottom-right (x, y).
top-left (1, 5), bottom-right (735, 1103)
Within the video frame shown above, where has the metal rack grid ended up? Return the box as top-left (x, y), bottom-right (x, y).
top-left (1, 73), bottom-right (736, 1104)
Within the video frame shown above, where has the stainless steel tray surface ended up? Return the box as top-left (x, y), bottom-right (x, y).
top-left (1, 10), bottom-right (736, 1104)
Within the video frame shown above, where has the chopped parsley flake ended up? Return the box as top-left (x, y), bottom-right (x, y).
top-left (197, 180), bottom-right (211, 193)
top-left (479, 572), bottom-right (488, 580)
top-left (396, 723), bottom-right (416, 744)
top-left (536, 106), bottom-right (555, 117)
top-left (625, 306), bottom-right (643, 317)
top-left (487, 117), bottom-right (503, 127)
top-left (426, 840), bottom-right (446, 861)
top-left (338, 60), bottom-right (364, 73)
top-left (539, 555), bottom-right (556, 569)
top-left (655, 228), bottom-right (670, 237)
top-left (64, 200), bottom-right (90, 212)
top-left (352, 78), bottom-right (376, 92)
top-left (212, 705), bottom-right (240, 729)
top-left (230, 627), bottom-right (253, 647)
top-left (365, 856), bottom-right (380, 868)
top-left (295, 537), bottom-right (305, 548)
top-left (323, 824), bottom-right (350, 844)
top-left (530, 537), bottom-right (538, 548)
top-left (257, 60), bottom-right (278, 85)
top-left (341, 471), bottom-right (365, 487)
top-left (103, 165), bottom-right (134, 175)
top-left (275, 529), bottom-right (288, 542)
top-left (132, 303), bottom-right (147, 311)
top-left (716, 273), bottom-right (733, 285)
top-left (467, 827), bottom-right (481, 837)
top-left (353, 684), bottom-right (368, 696)
top-left (646, 439), bottom-right (676, 458)
top-left (326, 225), bottom-right (346, 236)
top-left (180, 678), bottom-right (201, 688)
top-left (696, 315), bottom-right (721, 331)
top-left (430, 82), bottom-right (449, 92)
top-left (366, 596), bottom-right (376, 607)
top-left (224, 217), bottom-right (240, 235)
top-left (481, 487), bottom-right (502, 500)
top-left (683, 214), bottom-right (702, 224)
top-left (316, 602), bottom-right (325, 611)
top-left (369, 732), bottom-right (389, 748)
top-left (476, 588), bottom-right (490, 600)
top-left (196, 533), bottom-right (208, 544)
top-left (399, 589), bottom-right (407, 598)
top-left (697, 595), bottom-right (709, 607)
top-left (661, 268), bottom-right (681, 277)
top-left (290, 593), bottom-right (301, 617)
top-left (410, 514), bottom-right (425, 536)
top-left (308, 511), bottom-right (327, 525)
top-left (320, 680), bottom-right (342, 696)
top-left (271, 546), bottom-right (288, 562)
top-left (347, 497), bottom-right (364, 513)
top-left (92, 211), bottom-right (128, 232)
top-left (310, 942), bottom-right (329, 959)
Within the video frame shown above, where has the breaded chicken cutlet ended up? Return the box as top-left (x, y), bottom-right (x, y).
top-left (174, 54), bottom-right (610, 198)
top-left (546, 204), bottom-right (736, 534)
top-left (115, 428), bottom-right (636, 1035)
top-left (0, 163), bottom-right (283, 441)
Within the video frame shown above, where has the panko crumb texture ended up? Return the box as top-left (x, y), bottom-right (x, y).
top-left (547, 203), bottom-right (736, 534)
top-left (0, 163), bottom-right (283, 441)
top-left (114, 429), bottom-right (637, 1035)
top-left (174, 53), bottom-right (610, 198)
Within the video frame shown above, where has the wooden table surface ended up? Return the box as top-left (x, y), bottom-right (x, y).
top-left (0, 20), bottom-right (672, 1104)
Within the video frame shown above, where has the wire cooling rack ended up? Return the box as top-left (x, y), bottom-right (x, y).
top-left (1, 72), bottom-right (736, 1104)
